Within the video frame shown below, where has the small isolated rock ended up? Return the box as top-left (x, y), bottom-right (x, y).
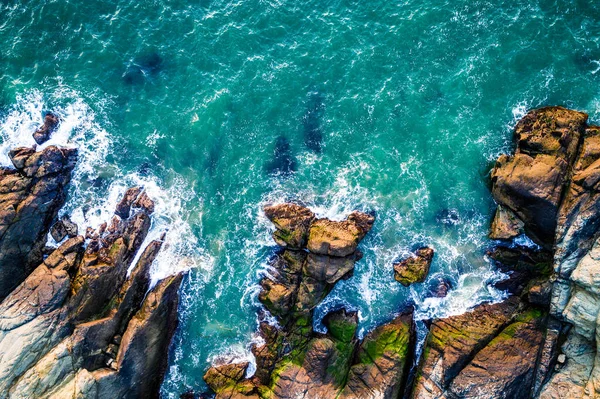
top-left (264, 203), bottom-right (315, 249)
top-left (489, 205), bottom-right (524, 240)
top-left (33, 112), bottom-right (60, 145)
top-left (50, 215), bottom-right (78, 242)
top-left (394, 247), bottom-right (434, 287)
top-left (557, 353), bottom-right (566, 364)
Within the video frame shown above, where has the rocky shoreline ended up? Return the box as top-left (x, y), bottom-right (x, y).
top-left (1, 106), bottom-right (598, 398)
top-left (0, 121), bottom-right (184, 398)
top-left (199, 106), bottom-right (600, 399)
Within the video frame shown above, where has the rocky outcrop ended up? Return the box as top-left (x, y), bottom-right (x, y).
top-left (0, 145), bottom-right (77, 300)
top-left (205, 204), bottom-right (414, 399)
top-left (0, 142), bottom-right (183, 398)
top-left (485, 107), bottom-right (600, 398)
top-left (490, 107), bottom-right (587, 247)
top-left (394, 247), bottom-right (434, 287)
top-left (32, 112), bottom-right (60, 145)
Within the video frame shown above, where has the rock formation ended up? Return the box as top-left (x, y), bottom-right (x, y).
top-left (0, 145), bottom-right (77, 300)
top-left (201, 107), bottom-right (600, 399)
top-left (204, 204), bottom-right (416, 399)
top-left (0, 139), bottom-right (183, 397)
top-left (394, 247), bottom-right (435, 287)
top-left (32, 112), bottom-right (60, 145)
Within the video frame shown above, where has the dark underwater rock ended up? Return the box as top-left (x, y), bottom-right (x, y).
top-left (266, 136), bottom-right (296, 176)
top-left (303, 90), bottom-right (324, 153)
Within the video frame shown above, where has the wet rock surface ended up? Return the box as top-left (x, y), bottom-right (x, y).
top-left (0, 145), bottom-right (77, 300)
top-left (0, 142), bottom-right (183, 398)
top-left (205, 204), bottom-right (416, 399)
top-left (393, 247), bottom-right (435, 287)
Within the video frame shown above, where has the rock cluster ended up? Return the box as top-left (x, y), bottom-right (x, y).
top-left (201, 107), bottom-right (600, 399)
top-left (204, 204), bottom-right (417, 399)
top-left (0, 126), bottom-right (182, 398)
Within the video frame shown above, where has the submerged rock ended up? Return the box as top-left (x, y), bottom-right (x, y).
top-left (393, 247), bottom-right (434, 287)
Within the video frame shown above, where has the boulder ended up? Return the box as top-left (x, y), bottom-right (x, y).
top-left (489, 205), bottom-right (524, 240)
top-left (32, 112), bottom-right (60, 145)
top-left (307, 211), bottom-right (374, 257)
top-left (490, 107), bottom-right (588, 247)
top-left (394, 247), bottom-right (434, 287)
top-left (264, 204), bottom-right (315, 249)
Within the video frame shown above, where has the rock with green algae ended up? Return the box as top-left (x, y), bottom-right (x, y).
top-left (393, 247), bottom-right (434, 287)
top-left (339, 311), bottom-right (414, 399)
top-left (263, 203), bottom-right (315, 249)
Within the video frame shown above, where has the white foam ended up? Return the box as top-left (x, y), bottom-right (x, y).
top-left (0, 88), bottom-right (210, 285)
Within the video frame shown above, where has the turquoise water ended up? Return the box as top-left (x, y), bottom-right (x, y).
top-left (2, 0), bottom-right (600, 396)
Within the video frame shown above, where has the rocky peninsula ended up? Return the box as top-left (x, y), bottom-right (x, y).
top-left (0, 121), bottom-right (184, 398)
top-left (200, 106), bottom-right (600, 399)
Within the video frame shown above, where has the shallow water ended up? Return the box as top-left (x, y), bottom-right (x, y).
top-left (2, 0), bottom-right (600, 396)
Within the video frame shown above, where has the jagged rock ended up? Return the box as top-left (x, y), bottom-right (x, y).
top-left (204, 362), bottom-right (257, 398)
top-left (264, 204), bottom-right (315, 249)
top-left (489, 205), bottom-right (524, 240)
top-left (114, 186), bottom-right (142, 219)
top-left (307, 211), bottom-right (374, 257)
top-left (207, 207), bottom-right (380, 399)
top-left (32, 112), bottom-right (60, 145)
top-left (490, 107), bottom-right (587, 247)
top-left (51, 215), bottom-right (78, 242)
top-left (394, 247), bottom-right (434, 287)
top-left (0, 178), bottom-right (181, 399)
top-left (340, 311), bottom-right (414, 399)
top-left (0, 146), bottom-right (77, 300)
top-left (446, 309), bottom-right (547, 399)
top-left (411, 297), bottom-right (522, 398)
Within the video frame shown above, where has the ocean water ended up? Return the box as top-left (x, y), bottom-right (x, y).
top-left (2, 0), bottom-right (600, 396)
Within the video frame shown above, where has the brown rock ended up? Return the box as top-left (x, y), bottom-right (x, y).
top-left (115, 186), bottom-right (142, 219)
top-left (307, 211), bottom-right (374, 257)
top-left (491, 107), bottom-right (588, 247)
top-left (32, 112), bottom-right (60, 145)
top-left (394, 247), bottom-right (434, 287)
top-left (341, 311), bottom-right (414, 399)
top-left (0, 146), bottom-right (77, 300)
top-left (446, 309), bottom-right (546, 399)
top-left (264, 203), bottom-right (315, 249)
top-left (489, 205), bottom-right (524, 240)
top-left (411, 297), bottom-right (522, 398)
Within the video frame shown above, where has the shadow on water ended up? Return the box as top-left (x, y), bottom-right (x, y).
top-left (573, 48), bottom-right (600, 73)
top-left (265, 136), bottom-right (297, 176)
top-left (123, 51), bottom-right (164, 85)
top-left (302, 89), bottom-right (325, 153)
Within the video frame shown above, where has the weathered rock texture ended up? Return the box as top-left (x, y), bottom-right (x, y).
top-left (0, 144), bottom-right (183, 398)
top-left (485, 107), bottom-right (600, 398)
top-left (205, 204), bottom-right (415, 399)
top-left (394, 247), bottom-right (435, 287)
top-left (0, 145), bottom-right (77, 300)
top-left (202, 107), bottom-right (600, 399)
